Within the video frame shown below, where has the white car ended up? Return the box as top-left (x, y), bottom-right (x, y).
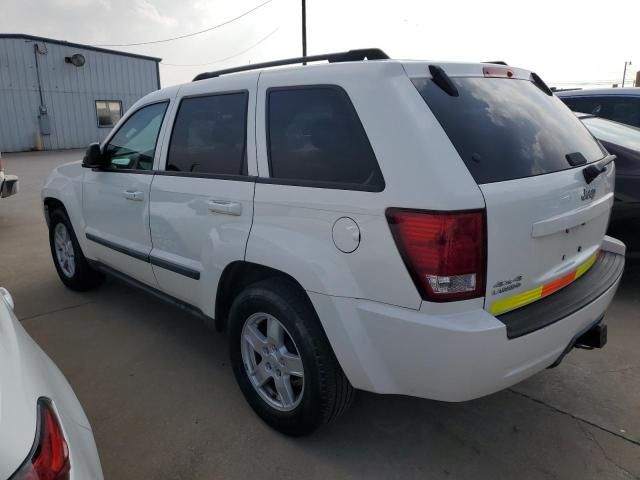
top-left (0, 155), bottom-right (19, 198)
top-left (0, 288), bottom-right (103, 479)
top-left (41, 49), bottom-right (626, 435)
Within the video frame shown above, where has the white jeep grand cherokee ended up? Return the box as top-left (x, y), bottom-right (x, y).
top-left (42, 49), bottom-right (626, 435)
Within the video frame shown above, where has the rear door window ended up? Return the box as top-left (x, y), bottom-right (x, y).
top-left (166, 92), bottom-right (248, 175)
top-left (267, 86), bottom-right (384, 190)
top-left (413, 77), bottom-right (605, 184)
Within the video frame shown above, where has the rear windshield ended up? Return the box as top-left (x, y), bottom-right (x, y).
top-left (412, 77), bottom-right (605, 184)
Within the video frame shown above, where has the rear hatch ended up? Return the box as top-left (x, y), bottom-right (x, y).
top-left (408, 63), bottom-right (614, 315)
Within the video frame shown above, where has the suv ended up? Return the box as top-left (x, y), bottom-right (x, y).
top-left (42, 49), bottom-right (626, 436)
top-left (557, 88), bottom-right (640, 128)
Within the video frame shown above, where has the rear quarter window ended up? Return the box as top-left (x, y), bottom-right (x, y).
top-left (413, 77), bottom-right (605, 184)
top-left (267, 86), bottom-right (384, 191)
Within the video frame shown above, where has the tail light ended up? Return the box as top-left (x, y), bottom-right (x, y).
top-left (386, 208), bottom-right (486, 302)
top-left (10, 399), bottom-right (70, 480)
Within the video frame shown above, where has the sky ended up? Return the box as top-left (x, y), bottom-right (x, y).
top-left (1, 0), bottom-right (639, 89)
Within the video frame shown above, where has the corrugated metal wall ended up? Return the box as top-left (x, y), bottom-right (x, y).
top-left (0, 37), bottom-right (159, 152)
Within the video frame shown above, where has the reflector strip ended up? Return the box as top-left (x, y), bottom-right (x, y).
top-left (490, 252), bottom-right (599, 316)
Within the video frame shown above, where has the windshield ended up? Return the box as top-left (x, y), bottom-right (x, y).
top-left (412, 77), bottom-right (605, 184)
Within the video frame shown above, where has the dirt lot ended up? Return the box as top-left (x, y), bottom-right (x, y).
top-left (1, 150), bottom-right (639, 480)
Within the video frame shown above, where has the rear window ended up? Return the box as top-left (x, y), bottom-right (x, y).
top-left (413, 77), bottom-right (605, 184)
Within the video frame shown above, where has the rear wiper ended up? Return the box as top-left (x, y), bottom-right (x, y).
top-left (583, 154), bottom-right (616, 184)
top-left (429, 65), bottom-right (459, 97)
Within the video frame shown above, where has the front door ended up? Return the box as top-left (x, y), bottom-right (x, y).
top-left (83, 101), bottom-right (169, 286)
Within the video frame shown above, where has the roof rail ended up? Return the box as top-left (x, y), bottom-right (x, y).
top-left (483, 60), bottom-right (508, 65)
top-left (192, 48), bottom-right (389, 81)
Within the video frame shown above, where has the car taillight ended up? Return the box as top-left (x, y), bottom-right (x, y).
top-left (386, 208), bottom-right (486, 302)
top-left (10, 399), bottom-right (70, 480)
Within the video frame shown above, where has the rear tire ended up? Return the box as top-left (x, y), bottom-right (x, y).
top-left (228, 278), bottom-right (354, 436)
top-left (49, 209), bottom-right (104, 291)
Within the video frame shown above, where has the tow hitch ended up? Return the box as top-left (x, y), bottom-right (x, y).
top-left (575, 323), bottom-right (608, 350)
top-left (548, 317), bottom-right (607, 368)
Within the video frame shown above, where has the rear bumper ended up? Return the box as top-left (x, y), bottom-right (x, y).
top-left (309, 240), bottom-right (625, 402)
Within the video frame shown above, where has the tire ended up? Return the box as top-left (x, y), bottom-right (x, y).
top-left (228, 278), bottom-right (354, 436)
top-left (49, 209), bottom-right (104, 291)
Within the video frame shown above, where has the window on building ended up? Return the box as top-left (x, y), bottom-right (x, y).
top-left (96, 100), bottom-right (123, 128)
top-left (166, 93), bottom-right (248, 175)
top-left (267, 86), bottom-right (384, 190)
top-left (103, 102), bottom-right (168, 171)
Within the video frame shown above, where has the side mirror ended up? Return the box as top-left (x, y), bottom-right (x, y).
top-left (82, 143), bottom-right (106, 168)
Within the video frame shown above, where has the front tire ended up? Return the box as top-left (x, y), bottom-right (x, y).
top-left (49, 209), bottom-right (104, 291)
top-left (228, 279), bottom-right (354, 436)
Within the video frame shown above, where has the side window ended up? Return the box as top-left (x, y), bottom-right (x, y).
top-left (96, 100), bottom-right (122, 127)
top-left (563, 97), bottom-right (603, 116)
top-left (166, 93), bottom-right (248, 175)
top-left (267, 86), bottom-right (384, 190)
top-left (104, 102), bottom-right (168, 171)
top-left (603, 97), bottom-right (640, 127)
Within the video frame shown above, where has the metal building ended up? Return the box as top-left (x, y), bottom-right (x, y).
top-left (0, 34), bottom-right (161, 152)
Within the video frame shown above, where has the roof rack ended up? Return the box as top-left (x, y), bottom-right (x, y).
top-left (192, 48), bottom-right (389, 81)
top-left (483, 60), bottom-right (508, 65)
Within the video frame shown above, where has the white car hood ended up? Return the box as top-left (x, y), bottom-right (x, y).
top-left (0, 297), bottom-right (92, 478)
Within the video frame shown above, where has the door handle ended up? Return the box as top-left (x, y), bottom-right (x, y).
top-left (123, 190), bottom-right (144, 201)
top-left (207, 199), bottom-right (242, 216)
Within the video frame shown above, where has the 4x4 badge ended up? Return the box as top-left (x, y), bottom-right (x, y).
top-left (581, 188), bottom-right (596, 201)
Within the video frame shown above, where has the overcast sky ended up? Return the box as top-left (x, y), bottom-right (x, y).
top-left (1, 0), bottom-right (639, 89)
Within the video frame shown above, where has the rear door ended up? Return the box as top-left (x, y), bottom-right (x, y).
top-left (411, 69), bottom-right (614, 316)
top-left (148, 76), bottom-right (256, 315)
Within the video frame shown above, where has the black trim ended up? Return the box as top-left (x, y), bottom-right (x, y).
top-left (254, 176), bottom-right (383, 192)
top-left (154, 171), bottom-right (256, 182)
top-left (498, 251), bottom-right (625, 339)
top-left (164, 90), bottom-right (249, 176)
top-left (85, 233), bottom-right (201, 279)
top-left (155, 61), bottom-right (161, 90)
top-left (0, 34), bottom-right (162, 62)
top-left (149, 256), bottom-right (200, 280)
top-left (88, 261), bottom-right (210, 321)
top-left (265, 84), bottom-right (386, 192)
top-left (192, 48), bottom-right (388, 81)
top-left (85, 233), bottom-right (149, 262)
top-left (91, 167), bottom-right (154, 174)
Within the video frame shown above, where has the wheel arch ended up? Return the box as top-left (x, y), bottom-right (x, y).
top-left (215, 261), bottom-right (312, 333)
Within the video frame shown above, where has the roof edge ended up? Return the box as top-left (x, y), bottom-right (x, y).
top-left (0, 33), bottom-right (162, 62)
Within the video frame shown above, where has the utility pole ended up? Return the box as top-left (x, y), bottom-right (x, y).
top-left (302, 0), bottom-right (307, 59)
top-left (622, 61), bottom-right (632, 88)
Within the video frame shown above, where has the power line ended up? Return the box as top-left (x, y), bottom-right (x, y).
top-left (162, 28), bottom-right (279, 67)
top-left (94, 0), bottom-right (273, 47)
